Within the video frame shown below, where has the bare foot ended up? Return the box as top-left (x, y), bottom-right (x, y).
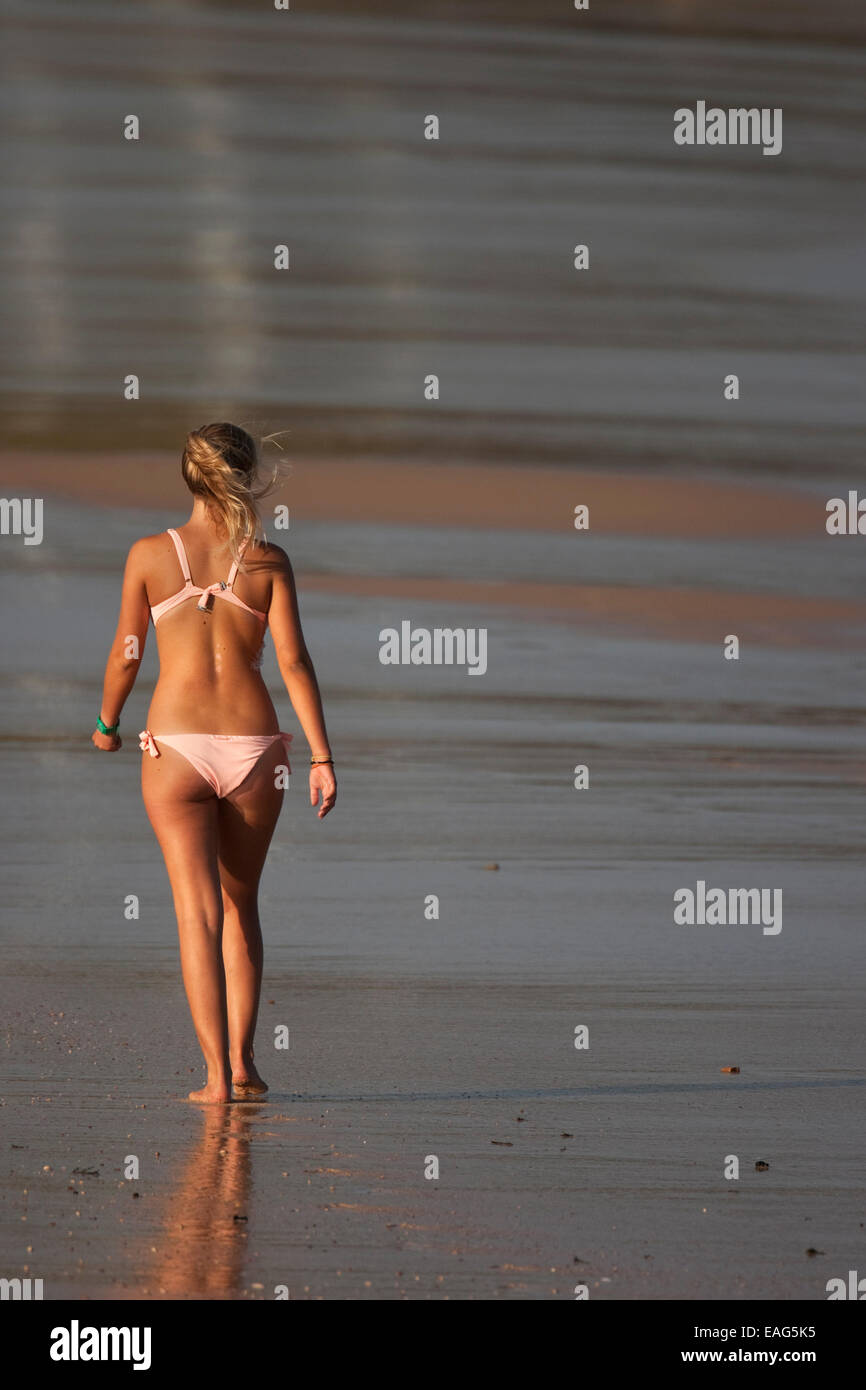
top-left (231, 1058), bottom-right (268, 1097)
top-left (188, 1082), bottom-right (232, 1103)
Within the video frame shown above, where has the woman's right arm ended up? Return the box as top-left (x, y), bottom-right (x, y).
top-left (267, 547), bottom-right (337, 819)
top-left (92, 538), bottom-right (151, 752)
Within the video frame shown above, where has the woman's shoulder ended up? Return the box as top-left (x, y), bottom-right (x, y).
top-left (129, 528), bottom-right (175, 548)
top-left (124, 531), bottom-right (173, 570)
top-left (248, 537), bottom-right (292, 571)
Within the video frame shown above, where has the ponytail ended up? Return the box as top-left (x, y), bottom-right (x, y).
top-left (181, 423), bottom-right (275, 566)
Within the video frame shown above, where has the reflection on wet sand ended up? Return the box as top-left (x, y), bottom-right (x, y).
top-left (151, 1104), bottom-right (263, 1299)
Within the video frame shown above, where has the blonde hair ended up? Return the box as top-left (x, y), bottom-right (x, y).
top-left (181, 422), bottom-right (285, 565)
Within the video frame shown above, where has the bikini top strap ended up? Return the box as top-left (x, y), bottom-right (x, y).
top-left (166, 528), bottom-right (192, 584)
top-left (225, 537), bottom-right (250, 591)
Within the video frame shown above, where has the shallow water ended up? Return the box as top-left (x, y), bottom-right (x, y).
top-left (2, 0), bottom-right (864, 478)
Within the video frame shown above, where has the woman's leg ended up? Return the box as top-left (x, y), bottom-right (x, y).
top-left (141, 746), bottom-right (230, 1102)
top-left (217, 741), bottom-right (285, 1091)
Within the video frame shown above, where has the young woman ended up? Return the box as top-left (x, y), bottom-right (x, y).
top-left (91, 423), bottom-right (336, 1103)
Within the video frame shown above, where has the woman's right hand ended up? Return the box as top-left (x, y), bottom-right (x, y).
top-left (309, 764), bottom-right (337, 819)
top-left (91, 730), bottom-right (122, 752)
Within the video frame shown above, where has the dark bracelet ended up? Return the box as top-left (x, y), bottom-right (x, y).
top-left (310, 757), bottom-right (334, 766)
top-left (96, 715), bottom-right (119, 735)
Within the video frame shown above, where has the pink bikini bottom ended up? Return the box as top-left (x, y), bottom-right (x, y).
top-left (139, 728), bottom-right (292, 799)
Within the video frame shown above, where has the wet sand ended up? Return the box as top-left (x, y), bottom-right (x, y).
top-left (3, 451), bottom-right (864, 649)
top-left (0, 451), bottom-right (828, 535)
top-left (2, 0), bottom-right (865, 1301)
top-left (2, 484), bottom-right (865, 1298)
top-left (4, 965), bottom-right (864, 1301)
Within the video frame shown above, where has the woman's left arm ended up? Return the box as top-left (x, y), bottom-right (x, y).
top-left (92, 539), bottom-right (151, 752)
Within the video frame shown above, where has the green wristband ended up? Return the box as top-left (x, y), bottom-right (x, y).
top-left (96, 716), bottom-right (119, 735)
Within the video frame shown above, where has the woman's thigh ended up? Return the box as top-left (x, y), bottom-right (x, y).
top-left (141, 744), bottom-right (221, 918)
top-left (217, 740), bottom-right (286, 901)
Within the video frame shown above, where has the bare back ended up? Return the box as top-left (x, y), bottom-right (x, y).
top-left (143, 526), bottom-right (281, 734)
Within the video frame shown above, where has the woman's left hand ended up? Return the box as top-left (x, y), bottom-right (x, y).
top-left (92, 730), bottom-right (122, 752)
top-left (310, 764), bottom-right (337, 819)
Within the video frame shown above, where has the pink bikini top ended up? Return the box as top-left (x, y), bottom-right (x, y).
top-left (150, 528), bottom-right (267, 626)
